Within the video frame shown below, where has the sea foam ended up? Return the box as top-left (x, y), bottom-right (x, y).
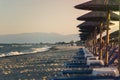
top-left (31, 47), bottom-right (51, 53)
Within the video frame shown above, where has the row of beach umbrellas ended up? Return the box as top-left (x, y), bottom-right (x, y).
top-left (75, 0), bottom-right (120, 68)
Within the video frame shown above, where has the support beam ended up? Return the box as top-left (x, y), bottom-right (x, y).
top-left (118, 4), bottom-right (120, 73)
top-left (93, 39), bottom-right (95, 54)
top-left (104, 0), bottom-right (110, 66)
top-left (95, 27), bottom-right (97, 56)
top-left (105, 10), bottom-right (110, 66)
top-left (99, 23), bottom-right (103, 60)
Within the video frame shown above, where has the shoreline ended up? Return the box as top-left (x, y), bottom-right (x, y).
top-left (0, 45), bottom-right (80, 58)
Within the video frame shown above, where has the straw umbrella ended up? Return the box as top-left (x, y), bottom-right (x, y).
top-left (77, 11), bottom-right (119, 21)
top-left (74, 0), bottom-right (119, 11)
top-left (110, 30), bottom-right (119, 39)
top-left (110, 31), bottom-right (119, 46)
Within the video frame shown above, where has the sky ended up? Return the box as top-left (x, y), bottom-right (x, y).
top-left (0, 0), bottom-right (119, 35)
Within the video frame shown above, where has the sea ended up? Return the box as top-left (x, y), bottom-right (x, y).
top-left (0, 44), bottom-right (77, 80)
top-left (0, 44), bottom-right (51, 57)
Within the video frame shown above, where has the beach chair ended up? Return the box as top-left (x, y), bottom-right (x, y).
top-left (50, 76), bottom-right (120, 80)
top-left (51, 67), bottom-right (120, 80)
top-left (102, 46), bottom-right (112, 59)
top-left (108, 52), bottom-right (118, 65)
top-left (65, 64), bottom-right (89, 68)
top-left (62, 69), bottom-right (92, 75)
top-left (108, 47), bottom-right (118, 60)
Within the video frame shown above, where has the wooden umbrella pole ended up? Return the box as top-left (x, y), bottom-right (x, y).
top-left (105, 10), bottom-right (110, 66)
top-left (90, 34), bottom-right (93, 52)
top-left (99, 23), bottom-right (103, 60)
top-left (95, 27), bottom-right (97, 55)
top-left (93, 38), bottom-right (95, 54)
top-left (105, 0), bottom-right (110, 66)
top-left (94, 31), bottom-right (96, 55)
top-left (118, 4), bottom-right (120, 73)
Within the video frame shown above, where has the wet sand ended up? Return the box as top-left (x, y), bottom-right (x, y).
top-left (0, 45), bottom-right (79, 80)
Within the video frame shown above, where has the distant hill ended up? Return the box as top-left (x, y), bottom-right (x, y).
top-left (0, 33), bottom-right (79, 43)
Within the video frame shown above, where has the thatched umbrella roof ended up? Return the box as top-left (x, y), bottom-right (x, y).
top-left (110, 30), bottom-right (118, 39)
top-left (77, 21), bottom-right (110, 31)
top-left (80, 34), bottom-right (94, 41)
top-left (79, 32), bottom-right (91, 35)
top-left (79, 29), bottom-right (92, 32)
top-left (79, 33), bottom-right (90, 41)
top-left (77, 21), bottom-right (102, 27)
top-left (80, 37), bottom-right (88, 41)
top-left (102, 30), bottom-right (118, 40)
top-left (79, 29), bottom-right (98, 41)
top-left (77, 11), bottom-right (119, 21)
top-left (78, 26), bottom-right (95, 30)
top-left (77, 21), bottom-right (114, 32)
top-left (75, 0), bottom-right (120, 11)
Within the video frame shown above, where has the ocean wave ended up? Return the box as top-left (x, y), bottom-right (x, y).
top-left (0, 54), bottom-right (6, 57)
top-left (31, 46), bottom-right (51, 53)
top-left (0, 52), bottom-right (25, 57)
top-left (0, 46), bottom-right (51, 57)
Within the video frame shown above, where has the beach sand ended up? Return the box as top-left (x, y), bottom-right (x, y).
top-left (0, 45), bottom-right (79, 80)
